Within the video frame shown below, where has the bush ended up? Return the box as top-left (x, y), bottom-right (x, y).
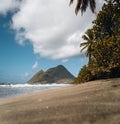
top-left (75, 65), bottom-right (92, 84)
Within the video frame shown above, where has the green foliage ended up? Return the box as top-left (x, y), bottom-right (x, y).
top-left (75, 65), bottom-right (92, 84)
top-left (92, 36), bottom-right (120, 68)
top-left (75, 0), bottom-right (120, 83)
top-left (93, 0), bottom-right (120, 39)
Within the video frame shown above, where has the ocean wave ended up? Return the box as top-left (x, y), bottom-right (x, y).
top-left (0, 83), bottom-right (71, 88)
top-left (0, 83), bottom-right (72, 98)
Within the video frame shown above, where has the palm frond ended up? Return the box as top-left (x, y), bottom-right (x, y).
top-left (89, 0), bottom-right (96, 13)
top-left (84, 29), bottom-right (95, 41)
top-left (80, 45), bottom-right (88, 52)
top-left (82, 35), bottom-right (90, 41)
top-left (80, 42), bottom-right (88, 47)
top-left (69, 0), bottom-right (74, 6)
top-left (69, 0), bottom-right (96, 15)
top-left (81, 0), bottom-right (89, 15)
top-left (75, 0), bottom-right (82, 15)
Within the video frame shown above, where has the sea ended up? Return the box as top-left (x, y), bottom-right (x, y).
top-left (0, 83), bottom-right (71, 99)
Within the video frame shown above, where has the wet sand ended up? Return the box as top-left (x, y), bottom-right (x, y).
top-left (0, 78), bottom-right (120, 124)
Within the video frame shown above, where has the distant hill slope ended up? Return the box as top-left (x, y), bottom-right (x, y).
top-left (28, 65), bottom-right (75, 84)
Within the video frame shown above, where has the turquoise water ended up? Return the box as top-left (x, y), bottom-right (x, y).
top-left (0, 83), bottom-right (71, 98)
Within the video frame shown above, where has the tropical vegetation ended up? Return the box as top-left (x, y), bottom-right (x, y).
top-left (75, 0), bottom-right (120, 83)
top-left (69, 0), bottom-right (96, 15)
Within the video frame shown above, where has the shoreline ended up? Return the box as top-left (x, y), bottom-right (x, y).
top-left (0, 78), bottom-right (120, 124)
top-left (0, 83), bottom-right (72, 99)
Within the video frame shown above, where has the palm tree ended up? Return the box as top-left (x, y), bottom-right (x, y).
top-left (69, 0), bottom-right (96, 15)
top-left (80, 29), bottom-right (95, 62)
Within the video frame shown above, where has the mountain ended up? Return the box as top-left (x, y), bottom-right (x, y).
top-left (28, 65), bottom-right (75, 84)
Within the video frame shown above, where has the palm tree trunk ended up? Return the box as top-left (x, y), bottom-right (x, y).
top-left (89, 54), bottom-right (92, 63)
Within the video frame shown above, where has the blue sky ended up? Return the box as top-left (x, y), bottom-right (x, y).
top-left (0, 0), bottom-right (103, 83)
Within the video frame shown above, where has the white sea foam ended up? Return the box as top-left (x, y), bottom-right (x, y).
top-left (0, 83), bottom-right (71, 88)
top-left (0, 83), bottom-right (71, 98)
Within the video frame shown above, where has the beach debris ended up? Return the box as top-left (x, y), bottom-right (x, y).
top-left (38, 99), bottom-right (42, 102)
top-left (46, 106), bottom-right (49, 109)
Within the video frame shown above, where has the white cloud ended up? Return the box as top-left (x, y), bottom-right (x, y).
top-left (32, 61), bottom-right (38, 70)
top-left (24, 72), bottom-right (30, 78)
top-left (11, 0), bottom-right (104, 60)
top-left (0, 0), bottom-right (21, 15)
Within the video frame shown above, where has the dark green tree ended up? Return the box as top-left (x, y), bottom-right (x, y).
top-left (75, 65), bottom-right (92, 83)
top-left (93, 0), bottom-right (120, 40)
top-left (76, 0), bottom-right (120, 83)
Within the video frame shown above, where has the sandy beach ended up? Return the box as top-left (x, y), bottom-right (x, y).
top-left (0, 78), bottom-right (120, 124)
